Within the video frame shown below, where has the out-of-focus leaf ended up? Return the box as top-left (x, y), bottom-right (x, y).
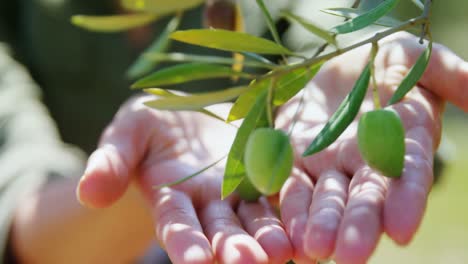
top-left (256, 0), bottom-right (282, 46)
top-left (240, 52), bottom-right (276, 66)
top-left (282, 11), bottom-right (336, 45)
top-left (330, 0), bottom-right (400, 34)
top-left (227, 63), bottom-right (323, 122)
top-left (170, 29), bottom-right (293, 55)
top-left (127, 13), bottom-right (182, 79)
top-left (71, 13), bottom-right (157, 32)
top-left (388, 41), bottom-right (432, 105)
top-left (303, 63), bottom-right (371, 156)
top-left (145, 52), bottom-right (276, 69)
top-left (322, 8), bottom-right (403, 28)
top-left (132, 63), bottom-right (255, 89)
top-left (144, 88), bottom-right (226, 122)
top-left (411, 0), bottom-right (424, 10)
top-left (144, 86), bottom-right (248, 111)
top-left (121, 0), bottom-right (204, 14)
top-left (222, 90), bottom-right (269, 199)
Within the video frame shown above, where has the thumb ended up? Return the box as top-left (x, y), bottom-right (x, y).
top-left (77, 98), bottom-right (154, 208)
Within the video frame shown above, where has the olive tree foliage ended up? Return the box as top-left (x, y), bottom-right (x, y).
top-left (71, 0), bottom-right (433, 199)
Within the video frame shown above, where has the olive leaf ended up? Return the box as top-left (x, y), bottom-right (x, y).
top-left (121, 0), bottom-right (204, 14)
top-left (170, 29), bottom-right (293, 55)
top-left (144, 88), bottom-right (226, 122)
top-left (228, 63), bottom-right (323, 122)
top-left (322, 8), bottom-right (403, 28)
top-left (71, 13), bottom-right (158, 32)
top-left (222, 90), bottom-right (269, 199)
top-left (303, 63), bottom-right (371, 156)
top-left (388, 41), bottom-right (432, 105)
top-left (256, 0), bottom-right (282, 46)
top-left (331, 0), bottom-right (400, 34)
top-left (127, 13), bottom-right (182, 79)
top-left (132, 63), bottom-right (255, 89)
top-left (282, 11), bottom-right (337, 45)
top-left (144, 86), bottom-right (248, 111)
top-left (144, 52), bottom-right (276, 69)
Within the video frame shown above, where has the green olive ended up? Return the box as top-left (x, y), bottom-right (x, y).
top-left (236, 176), bottom-right (262, 202)
top-left (244, 128), bottom-right (294, 195)
top-left (358, 109), bottom-right (405, 178)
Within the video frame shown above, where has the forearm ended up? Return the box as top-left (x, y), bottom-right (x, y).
top-left (9, 178), bottom-right (155, 264)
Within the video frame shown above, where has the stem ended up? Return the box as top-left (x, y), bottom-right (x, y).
top-left (420, 0), bottom-right (432, 43)
top-left (265, 4), bottom-right (432, 80)
top-left (370, 42), bottom-right (381, 110)
top-left (288, 89), bottom-right (306, 136)
top-left (266, 78), bottom-right (276, 128)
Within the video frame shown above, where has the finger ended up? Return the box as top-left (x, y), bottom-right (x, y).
top-left (334, 168), bottom-right (389, 264)
top-left (77, 97), bottom-right (161, 208)
top-left (280, 168), bottom-right (317, 264)
top-left (200, 200), bottom-right (269, 264)
top-left (153, 188), bottom-right (214, 264)
top-left (304, 170), bottom-right (349, 261)
top-left (237, 197), bottom-right (293, 264)
top-left (380, 33), bottom-right (468, 111)
top-left (384, 126), bottom-right (434, 245)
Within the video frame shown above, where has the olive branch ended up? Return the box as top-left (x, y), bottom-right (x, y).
top-left (71, 0), bottom-right (434, 199)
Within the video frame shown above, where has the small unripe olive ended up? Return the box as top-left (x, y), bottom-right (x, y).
top-left (244, 128), bottom-right (294, 195)
top-left (236, 176), bottom-right (262, 202)
top-left (203, 0), bottom-right (236, 30)
top-left (358, 109), bottom-right (405, 178)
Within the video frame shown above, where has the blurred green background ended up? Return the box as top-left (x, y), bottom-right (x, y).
top-left (370, 1), bottom-right (468, 263)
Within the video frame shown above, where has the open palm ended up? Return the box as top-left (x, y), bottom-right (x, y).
top-left (277, 32), bottom-right (468, 264)
top-left (77, 97), bottom-right (293, 264)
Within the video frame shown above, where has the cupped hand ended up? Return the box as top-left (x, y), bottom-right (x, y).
top-left (76, 98), bottom-right (293, 264)
top-left (277, 32), bottom-right (468, 264)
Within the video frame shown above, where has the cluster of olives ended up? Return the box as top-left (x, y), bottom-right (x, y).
top-left (237, 109), bottom-right (405, 201)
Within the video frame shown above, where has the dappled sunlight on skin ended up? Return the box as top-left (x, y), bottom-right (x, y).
top-left (236, 198), bottom-right (293, 264)
top-left (334, 168), bottom-right (388, 264)
top-left (200, 200), bottom-right (270, 264)
top-left (304, 170), bottom-right (348, 260)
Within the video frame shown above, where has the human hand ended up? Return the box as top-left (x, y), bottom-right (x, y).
top-left (76, 97), bottom-right (293, 264)
top-left (276, 32), bottom-right (468, 264)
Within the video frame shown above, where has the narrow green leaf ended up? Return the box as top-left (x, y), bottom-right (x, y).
top-left (227, 63), bottom-right (322, 122)
top-left (132, 63), bottom-right (255, 89)
top-left (227, 79), bottom-right (268, 122)
top-left (282, 11), bottom-right (336, 45)
top-left (322, 8), bottom-right (403, 28)
top-left (222, 91), bottom-right (269, 199)
top-left (240, 52), bottom-right (276, 66)
top-left (144, 88), bottom-right (227, 122)
top-left (303, 63), bottom-right (371, 156)
top-left (330, 0), bottom-right (400, 34)
top-left (388, 41), bottom-right (432, 105)
top-left (144, 52), bottom-right (276, 69)
top-left (153, 155), bottom-right (226, 189)
top-left (71, 13), bottom-right (158, 32)
top-left (171, 29), bottom-right (293, 55)
top-left (255, 0), bottom-right (282, 46)
top-left (144, 86), bottom-right (248, 111)
top-left (127, 14), bottom-right (182, 79)
top-left (274, 62), bottom-right (323, 105)
top-left (121, 0), bottom-right (204, 14)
